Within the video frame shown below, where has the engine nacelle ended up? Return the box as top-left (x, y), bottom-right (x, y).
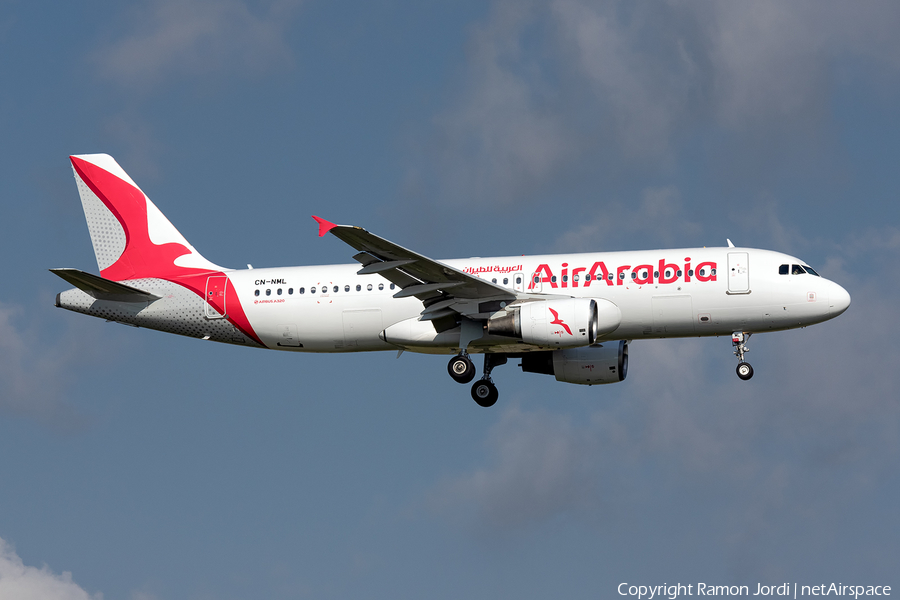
top-left (520, 341), bottom-right (628, 385)
top-left (487, 298), bottom-right (621, 348)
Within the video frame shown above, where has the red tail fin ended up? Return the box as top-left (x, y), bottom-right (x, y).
top-left (70, 154), bottom-right (222, 282)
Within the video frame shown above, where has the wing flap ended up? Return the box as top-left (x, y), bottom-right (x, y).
top-left (357, 259), bottom-right (417, 275)
top-left (50, 268), bottom-right (161, 302)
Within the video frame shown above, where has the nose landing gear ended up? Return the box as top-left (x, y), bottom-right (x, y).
top-left (732, 332), bottom-right (753, 380)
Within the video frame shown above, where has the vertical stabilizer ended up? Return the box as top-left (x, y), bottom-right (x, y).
top-left (70, 154), bottom-right (224, 281)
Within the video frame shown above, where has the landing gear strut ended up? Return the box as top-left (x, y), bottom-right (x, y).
top-left (732, 332), bottom-right (754, 381)
top-left (448, 353), bottom-right (476, 384)
top-left (470, 354), bottom-right (507, 407)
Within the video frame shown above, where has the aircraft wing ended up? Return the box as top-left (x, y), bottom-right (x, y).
top-left (313, 216), bottom-right (517, 322)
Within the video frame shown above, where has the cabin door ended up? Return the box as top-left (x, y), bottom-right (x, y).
top-left (727, 252), bottom-right (750, 294)
top-left (205, 276), bottom-right (227, 319)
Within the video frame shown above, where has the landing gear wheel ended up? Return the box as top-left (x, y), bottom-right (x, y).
top-left (448, 355), bottom-right (476, 384)
top-left (471, 380), bottom-right (499, 407)
top-left (736, 362), bottom-right (754, 381)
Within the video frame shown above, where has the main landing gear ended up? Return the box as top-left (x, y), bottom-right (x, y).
top-left (471, 380), bottom-right (498, 408)
top-left (447, 352), bottom-right (507, 407)
top-left (732, 331), bottom-right (754, 380)
top-left (447, 353), bottom-right (476, 384)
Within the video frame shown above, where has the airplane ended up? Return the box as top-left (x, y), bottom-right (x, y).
top-left (52, 154), bottom-right (851, 407)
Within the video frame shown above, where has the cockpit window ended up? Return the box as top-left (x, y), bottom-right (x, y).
top-left (791, 264), bottom-right (806, 275)
top-left (803, 265), bottom-right (820, 277)
top-left (779, 264), bottom-right (789, 275)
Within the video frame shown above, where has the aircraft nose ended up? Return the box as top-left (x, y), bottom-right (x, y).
top-left (829, 282), bottom-right (851, 316)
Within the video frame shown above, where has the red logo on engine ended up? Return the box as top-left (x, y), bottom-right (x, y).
top-left (548, 308), bottom-right (572, 335)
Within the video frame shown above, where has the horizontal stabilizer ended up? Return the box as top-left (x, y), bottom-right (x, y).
top-left (50, 268), bottom-right (161, 303)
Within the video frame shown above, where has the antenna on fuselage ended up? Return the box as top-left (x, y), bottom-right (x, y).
top-left (726, 239), bottom-right (735, 248)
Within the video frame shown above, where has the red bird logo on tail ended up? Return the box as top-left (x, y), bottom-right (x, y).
top-left (548, 308), bottom-right (572, 335)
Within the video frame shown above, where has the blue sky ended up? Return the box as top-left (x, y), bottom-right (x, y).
top-left (1, 1), bottom-right (899, 598)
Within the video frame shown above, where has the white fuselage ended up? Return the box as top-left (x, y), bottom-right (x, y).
top-left (226, 246), bottom-right (848, 353)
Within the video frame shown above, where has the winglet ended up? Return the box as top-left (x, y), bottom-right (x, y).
top-left (312, 215), bottom-right (337, 237)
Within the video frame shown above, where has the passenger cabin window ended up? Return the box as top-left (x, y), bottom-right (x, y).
top-left (516, 276), bottom-right (522, 284)
top-left (311, 287), bottom-right (316, 294)
top-left (266, 289), bottom-right (271, 296)
top-left (390, 283), bottom-right (395, 290)
top-left (254, 290), bottom-right (260, 296)
top-left (356, 284), bottom-right (361, 291)
top-left (378, 283), bottom-right (384, 291)
top-left (367, 284), bottom-right (373, 291)
top-left (333, 286), bottom-right (338, 293)
top-left (299, 287), bottom-right (305, 294)
top-left (277, 288), bottom-right (282, 295)
top-left (321, 286), bottom-right (327, 293)
top-left (503, 277), bottom-right (509, 285)
top-left (288, 288), bottom-right (293, 295)
top-left (492, 278), bottom-right (497, 284)
top-left (345, 285), bottom-right (350, 292)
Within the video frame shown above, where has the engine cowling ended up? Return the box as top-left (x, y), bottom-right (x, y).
top-left (520, 341), bottom-right (628, 385)
top-left (487, 298), bottom-right (621, 348)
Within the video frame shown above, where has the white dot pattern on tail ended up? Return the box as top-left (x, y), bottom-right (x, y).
top-left (76, 176), bottom-right (127, 271)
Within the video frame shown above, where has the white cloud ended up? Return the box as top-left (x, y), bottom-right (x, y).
top-left (411, 3), bottom-right (572, 207)
top-left (0, 537), bottom-right (100, 600)
top-left (429, 407), bottom-right (601, 530)
top-left (552, 185), bottom-right (703, 251)
top-left (94, 0), bottom-right (303, 90)
top-left (411, 0), bottom-right (900, 208)
top-left (0, 301), bottom-right (102, 428)
top-left (706, 2), bottom-right (900, 127)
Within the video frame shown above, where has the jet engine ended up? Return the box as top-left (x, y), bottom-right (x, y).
top-left (520, 341), bottom-right (628, 385)
top-left (487, 298), bottom-right (621, 348)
